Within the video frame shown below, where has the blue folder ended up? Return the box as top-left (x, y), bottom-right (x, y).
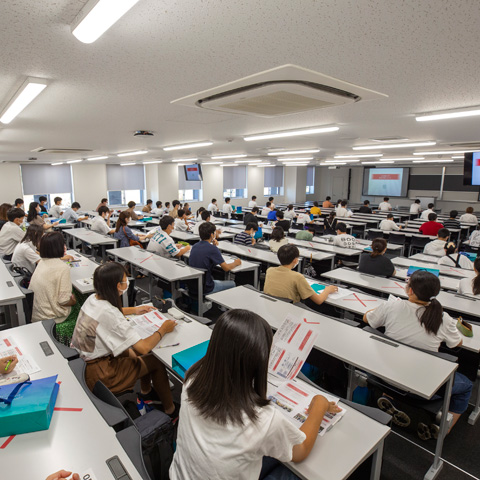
top-left (407, 266), bottom-right (440, 277)
top-left (172, 341), bottom-right (210, 379)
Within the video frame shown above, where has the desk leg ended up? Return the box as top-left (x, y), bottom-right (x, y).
top-left (15, 300), bottom-right (26, 326)
top-left (254, 266), bottom-right (259, 289)
top-left (424, 373), bottom-right (454, 480)
top-left (346, 365), bottom-right (356, 401)
top-left (370, 439), bottom-right (385, 480)
top-left (468, 377), bottom-right (480, 425)
top-left (197, 276), bottom-right (204, 317)
top-left (296, 258), bottom-right (303, 272)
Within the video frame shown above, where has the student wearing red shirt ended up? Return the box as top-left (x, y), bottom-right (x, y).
top-left (419, 212), bottom-right (444, 236)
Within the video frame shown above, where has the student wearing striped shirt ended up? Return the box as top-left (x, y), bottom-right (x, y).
top-left (233, 222), bottom-right (258, 246)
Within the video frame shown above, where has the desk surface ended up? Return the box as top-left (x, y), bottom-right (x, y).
top-left (66, 250), bottom-right (98, 294)
top-left (392, 256), bottom-right (475, 279)
top-left (64, 227), bottom-right (118, 245)
top-left (207, 286), bottom-right (457, 399)
top-left (0, 322), bottom-right (143, 480)
top-left (0, 260), bottom-right (25, 303)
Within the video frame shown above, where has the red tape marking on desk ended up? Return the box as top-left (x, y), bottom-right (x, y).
top-left (54, 407), bottom-right (83, 412)
top-left (303, 317), bottom-right (320, 325)
top-left (0, 435), bottom-right (15, 449)
top-left (140, 254), bottom-right (153, 264)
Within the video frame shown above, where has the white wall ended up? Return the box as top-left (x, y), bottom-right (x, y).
top-left (72, 163), bottom-right (107, 210)
top-left (0, 164), bottom-right (23, 201)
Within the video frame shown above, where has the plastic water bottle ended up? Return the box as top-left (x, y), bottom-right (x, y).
top-left (137, 398), bottom-right (146, 416)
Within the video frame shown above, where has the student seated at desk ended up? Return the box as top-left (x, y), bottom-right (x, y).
top-left (0, 202), bottom-right (12, 231)
top-left (189, 222), bottom-right (241, 294)
top-left (174, 209), bottom-right (190, 232)
top-left (0, 207), bottom-right (26, 260)
top-left (193, 210), bottom-right (219, 237)
top-left (12, 224), bottom-right (43, 274)
top-left (423, 228), bottom-right (450, 256)
top-left (275, 210), bottom-right (290, 232)
top-left (323, 211), bottom-right (337, 235)
top-left (442, 210), bottom-right (460, 230)
top-left (264, 244), bottom-right (337, 304)
top-left (147, 215), bottom-right (191, 258)
top-left (364, 270), bottom-right (472, 431)
top-left (163, 201), bottom-right (171, 216)
top-left (125, 200), bottom-right (144, 220)
top-left (459, 206), bottom-right (478, 225)
top-left (244, 206), bottom-right (260, 226)
top-left (269, 226), bottom-right (288, 253)
top-left (333, 222), bottom-right (357, 248)
top-left (234, 222), bottom-right (257, 246)
top-left (151, 200), bottom-right (164, 216)
top-left (410, 199), bottom-right (422, 215)
top-left (71, 262), bottom-right (179, 418)
top-left (296, 211), bottom-right (313, 226)
top-left (336, 200), bottom-right (353, 218)
top-left (420, 203), bottom-right (435, 221)
top-left (91, 206), bottom-right (115, 235)
top-left (268, 196), bottom-right (275, 209)
top-left (170, 309), bottom-right (340, 480)
top-left (14, 198), bottom-right (25, 211)
top-left (206, 198), bottom-right (217, 214)
top-left (27, 201), bottom-right (57, 230)
top-left (114, 211), bottom-right (148, 248)
top-left (267, 208), bottom-right (278, 221)
top-left (378, 197), bottom-right (392, 212)
top-left (310, 201), bottom-right (321, 215)
top-left (48, 197), bottom-right (64, 218)
top-left (248, 195), bottom-right (258, 208)
top-left (222, 197), bottom-right (234, 218)
top-left (195, 206), bottom-right (206, 222)
top-left (142, 199), bottom-right (153, 213)
top-left (458, 257), bottom-right (480, 296)
top-left (61, 202), bottom-right (88, 223)
top-left (284, 204), bottom-right (296, 220)
top-left (261, 201), bottom-right (273, 217)
top-left (322, 196), bottom-right (334, 208)
top-left (358, 238), bottom-right (395, 277)
top-left (379, 213), bottom-right (401, 231)
top-left (295, 226), bottom-right (316, 241)
top-left (358, 200), bottom-right (372, 214)
top-left (437, 242), bottom-right (474, 270)
top-left (469, 225), bottom-right (480, 247)
top-left (95, 197), bottom-right (109, 212)
top-left (419, 213), bottom-right (443, 236)
top-left (39, 195), bottom-right (48, 214)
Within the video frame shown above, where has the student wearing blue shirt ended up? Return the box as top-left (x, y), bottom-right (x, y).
top-left (61, 202), bottom-right (88, 223)
top-left (189, 222), bottom-right (241, 294)
top-left (114, 211), bottom-right (147, 248)
top-left (267, 208), bottom-right (278, 221)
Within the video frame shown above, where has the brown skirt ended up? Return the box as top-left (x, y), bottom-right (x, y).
top-left (85, 353), bottom-right (142, 393)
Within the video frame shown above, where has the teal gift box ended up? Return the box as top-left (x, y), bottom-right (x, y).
top-left (172, 341), bottom-right (209, 379)
top-left (0, 375), bottom-right (59, 436)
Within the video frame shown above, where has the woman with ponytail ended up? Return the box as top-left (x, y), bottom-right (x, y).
top-left (358, 238), bottom-right (395, 277)
top-left (364, 270), bottom-right (472, 430)
top-left (438, 242), bottom-right (474, 270)
top-left (458, 257), bottom-right (480, 297)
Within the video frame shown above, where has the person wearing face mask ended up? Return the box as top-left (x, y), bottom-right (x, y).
top-left (71, 262), bottom-right (179, 418)
top-left (233, 222), bottom-right (258, 246)
top-left (0, 208), bottom-right (29, 260)
top-left (113, 211), bottom-right (148, 248)
top-left (27, 201), bottom-right (58, 230)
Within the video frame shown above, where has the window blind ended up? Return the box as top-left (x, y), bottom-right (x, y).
top-left (178, 165), bottom-right (202, 190)
top-left (223, 166), bottom-right (247, 189)
top-left (306, 166), bottom-right (315, 185)
top-left (264, 166), bottom-right (284, 187)
top-left (107, 164), bottom-right (145, 191)
top-left (21, 164), bottom-right (73, 195)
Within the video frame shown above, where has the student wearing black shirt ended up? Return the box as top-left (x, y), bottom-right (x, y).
top-left (324, 212), bottom-right (337, 235)
top-left (39, 196), bottom-right (48, 213)
top-left (244, 207), bottom-right (260, 226)
top-left (275, 211), bottom-right (290, 232)
top-left (358, 238), bottom-right (395, 277)
top-left (358, 200), bottom-right (372, 214)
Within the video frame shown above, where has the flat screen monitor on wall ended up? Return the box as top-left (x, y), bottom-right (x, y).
top-left (184, 164), bottom-right (203, 181)
top-left (463, 152), bottom-right (480, 186)
top-left (362, 167), bottom-right (410, 197)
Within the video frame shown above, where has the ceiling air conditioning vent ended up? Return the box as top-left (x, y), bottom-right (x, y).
top-left (369, 136), bottom-right (409, 143)
top-left (31, 148), bottom-right (93, 154)
top-left (172, 64), bottom-right (387, 118)
top-left (447, 142), bottom-right (480, 149)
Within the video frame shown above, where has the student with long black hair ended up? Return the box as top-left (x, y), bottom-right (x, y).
top-left (27, 201), bottom-right (57, 230)
top-left (12, 224), bottom-right (44, 273)
top-left (170, 309), bottom-right (340, 480)
top-left (114, 211), bottom-right (147, 247)
top-left (364, 270), bottom-right (472, 430)
top-left (358, 238), bottom-right (395, 277)
top-left (72, 262), bottom-right (178, 416)
top-left (323, 211), bottom-right (337, 235)
top-left (458, 257), bottom-right (480, 296)
top-left (437, 242), bottom-right (473, 270)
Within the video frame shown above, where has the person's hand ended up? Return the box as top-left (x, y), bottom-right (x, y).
top-left (0, 355), bottom-right (18, 374)
top-left (234, 258), bottom-right (242, 266)
top-left (45, 470), bottom-right (80, 480)
top-left (325, 285), bottom-right (338, 295)
top-left (53, 221), bottom-right (60, 227)
top-left (64, 255), bottom-right (74, 262)
top-left (212, 238), bottom-right (219, 246)
top-left (160, 319), bottom-right (177, 334)
top-left (136, 305), bottom-right (157, 314)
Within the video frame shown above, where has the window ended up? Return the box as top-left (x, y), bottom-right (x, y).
top-left (106, 165), bottom-right (146, 206)
top-left (223, 166), bottom-right (247, 198)
top-left (21, 164), bottom-right (74, 209)
top-left (264, 166), bottom-right (284, 196)
top-left (306, 166), bottom-right (315, 194)
top-left (178, 166), bottom-right (203, 202)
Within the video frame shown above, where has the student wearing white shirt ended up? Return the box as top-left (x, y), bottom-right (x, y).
top-left (174, 209), bottom-right (190, 232)
top-left (284, 204), bottom-right (296, 220)
top-left (147, 216), bottom-right (190, 258)
top-left (222, 197), bottom-right (234, 218)
top-left (296, 212), bottom-right (313, 226)
top-left (378, 197), bottom-right (392, 211)
top-left (423, 228), bottom-right (450, 256)
top-left (437, 242), bottom-right (474, 270)
top-left (469, 227), bottom-right (480, 247)
top-left (170, 309), bottom-right (340, 480)
top-left (0, 208), bottom-right (26, 260)
top-left (458, 258), bottom-right (480, 296)
top-left (379, 213), bottom-right (401, 231)
top-left (192, 210), bottom-right (221, 238)
top-left (268, 196), bottom-right (275, 209)
top-left (336, 200), bottom-right (353, 218)
top-left (364, 270), bottom-right (472, 430)
top-left (248, 195), bottom-right (258, 208)
top-left (207, 198), bottom-right (219, 213)
top-left (151, 201), bottom-right (164, 216)
top-left (91, 206), bottom-right (115, 235)
top-left (12, 224), bottom-right (43, 274)
top-left (61, 202), bottom-right (88, 223)
top-left (261, 202), bottom-right (272, 217)
top-left (459, 206), bottom-right (478, 225)
top-left (333, 222), bottom-right (357, 248)
top-left (409, 199), bottom-right (422, 215)
top-left (163, 202), bottom-right (171, 215)
top-left (420, 203), bottom-right (435, 221)
top-left (48, 197), bottom-right (64, 218)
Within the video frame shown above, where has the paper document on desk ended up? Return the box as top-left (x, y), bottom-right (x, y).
top-left (306, 280), bottom-right (351, 300)
top-left (129, 311), bottom-right (177, 339)
top-left (0, 336), bottom-right (41, 378)
top-left (268, 315), bottom-right (318, 381)
top-left (267, 375), bottom-right (346, 436)
top-left (75, 277), bottom-right (93, 287)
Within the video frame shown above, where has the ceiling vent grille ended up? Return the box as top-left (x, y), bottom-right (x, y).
top-left (369, 136), bottom-right (409, 143)
top-left (31, 148), bottom-right (93, 154)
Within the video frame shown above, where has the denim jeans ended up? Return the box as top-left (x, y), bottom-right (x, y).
top-left (259, 457), bottom-right (301, 480)
top-left (210, 279), bottom-right (236, 294)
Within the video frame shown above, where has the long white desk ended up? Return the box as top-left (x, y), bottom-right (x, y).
top-left (393, 267), bottom-right (459, 292)
top-left (66, 250), bottom-right (99, 295)
top-left (0, 322), bottom-right (143, 480)
top-left (64, 228), bottom-right (118, 261)
top-left (274, 237), bottom-right (364, 258)
top-left (0, 260), bottom-right (25, 326)
top-left (207, 286), bottom-right (457, 480)
top-left (392, 256), bottom-right (475, 279)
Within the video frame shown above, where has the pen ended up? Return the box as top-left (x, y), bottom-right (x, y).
top-left (159, 343), bottom-right (180, 348)
top-left (4, 360), bottom-right (12, 372)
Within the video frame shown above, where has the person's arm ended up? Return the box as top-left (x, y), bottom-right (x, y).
top-left (45, 470), bottom-right (80, 480)
top-left (122, 304), bottom-right (157, 315)
top-left (174, 245), bottom-right (191, 257)
top-left (59, 293), bottom-right (77, 307)
top-left (0, 355), bottom-right (18, 374)
top-left (309, 285), bottom-right (338, 305)
top-left (132, 320), bottom-right (176, 355)
top-left (292, 395), bottom-right (341, 462)
top-left (220, 258), bottom-right (241, 271)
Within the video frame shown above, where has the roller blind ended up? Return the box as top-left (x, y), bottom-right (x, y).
top-left (223, 166), bottom-right (247, 189)
top-left (306, 166), bottom-right (315, 185)
top-left (107, 164), bottom-right (145, 191)
top-left (178, 165), bottom-right (202, 190)
top-left (21, 164), bottom-right (73, 195)
top-left (264, 166), bottom-right (284, 187)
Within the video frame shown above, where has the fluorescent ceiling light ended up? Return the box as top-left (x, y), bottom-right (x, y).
top-left (66, 159), bottom-right (83, 164)
top-left (163, 141), bottom-right (213, 151)
top-left (202, 161), bottom-right (223, 165)
top-left (117, 150), bottom-right (148, 157)
top-left (268, 149), bottom-right (320, 156)
top-left (380, 157), bottom-right (421, 161)
top-left (71, 0), bottom-right (140, 44)
top-left (220, 164), bottom-right (238, 167)
top-left (325, 159), bottom-right (359, 163)
top-left (87, 155), bottom-right (109, 161)
top-left (277, 157), bottom-right (313, 161)
top-left (143, 160), bottom-right (163, 164)
top-left (334, 154), bottom-right (383, 159)
top-left (416, 107), bottom-right (480, 122)
top-left (51, 162), bottom-right (64, 166)
top-left (0, 77), bottom-right (48, 124)
top-left (414, 150), bottom-right (476, 156)
top-left (319, 162), bottom-right (346, 166)
top-left (412, 159), bottom-right (454, 164)
top-left (362, 161), bottom-right (395, 164)
top-left (236, 159), bottom-right (261, 164)
top-left (172, 158), bottom-right (198, 162)
top-left (283, 163), bottom-right (310, 166)
top-left (452, 156), bottom-right (465, 159)
top-left (176, 163), bottom-right (188, 166)
top-left (257, 164), bottom-right (274, 167)
top-left (353, 141), bottom-right (436, 150)
top-left (120, 162), bottom-right (136, 166)
top-left (244, 126), bottom-right (339, 142)
top-left (211, 154), bottom-right (247, 160)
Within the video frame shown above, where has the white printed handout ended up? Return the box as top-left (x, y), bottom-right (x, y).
top-left (0, 336), bottom-right (41, 378)
top-left (129, 310), bottom-right (177, 339)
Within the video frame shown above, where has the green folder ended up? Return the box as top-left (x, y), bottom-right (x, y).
top-left (172, 341), bottom-right (210, 379)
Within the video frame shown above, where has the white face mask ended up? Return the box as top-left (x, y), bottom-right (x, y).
top-left (119, 278), bottom-right (129, 294)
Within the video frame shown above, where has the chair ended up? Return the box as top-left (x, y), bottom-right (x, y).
top-left (69, 358), bottom-right (131, 431)
top-left (366, 230), bottom-right (385, 241)
top-left (408, 235), bottom-right (431, 257)
top-left (14, 276), bottom-right (33, 324)
top-left (116, 426), bottom-right (152, 480)
top-left (42, 318), bottom-right (79, 360)
top-left (388, 232), bottom-right (406, 256)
